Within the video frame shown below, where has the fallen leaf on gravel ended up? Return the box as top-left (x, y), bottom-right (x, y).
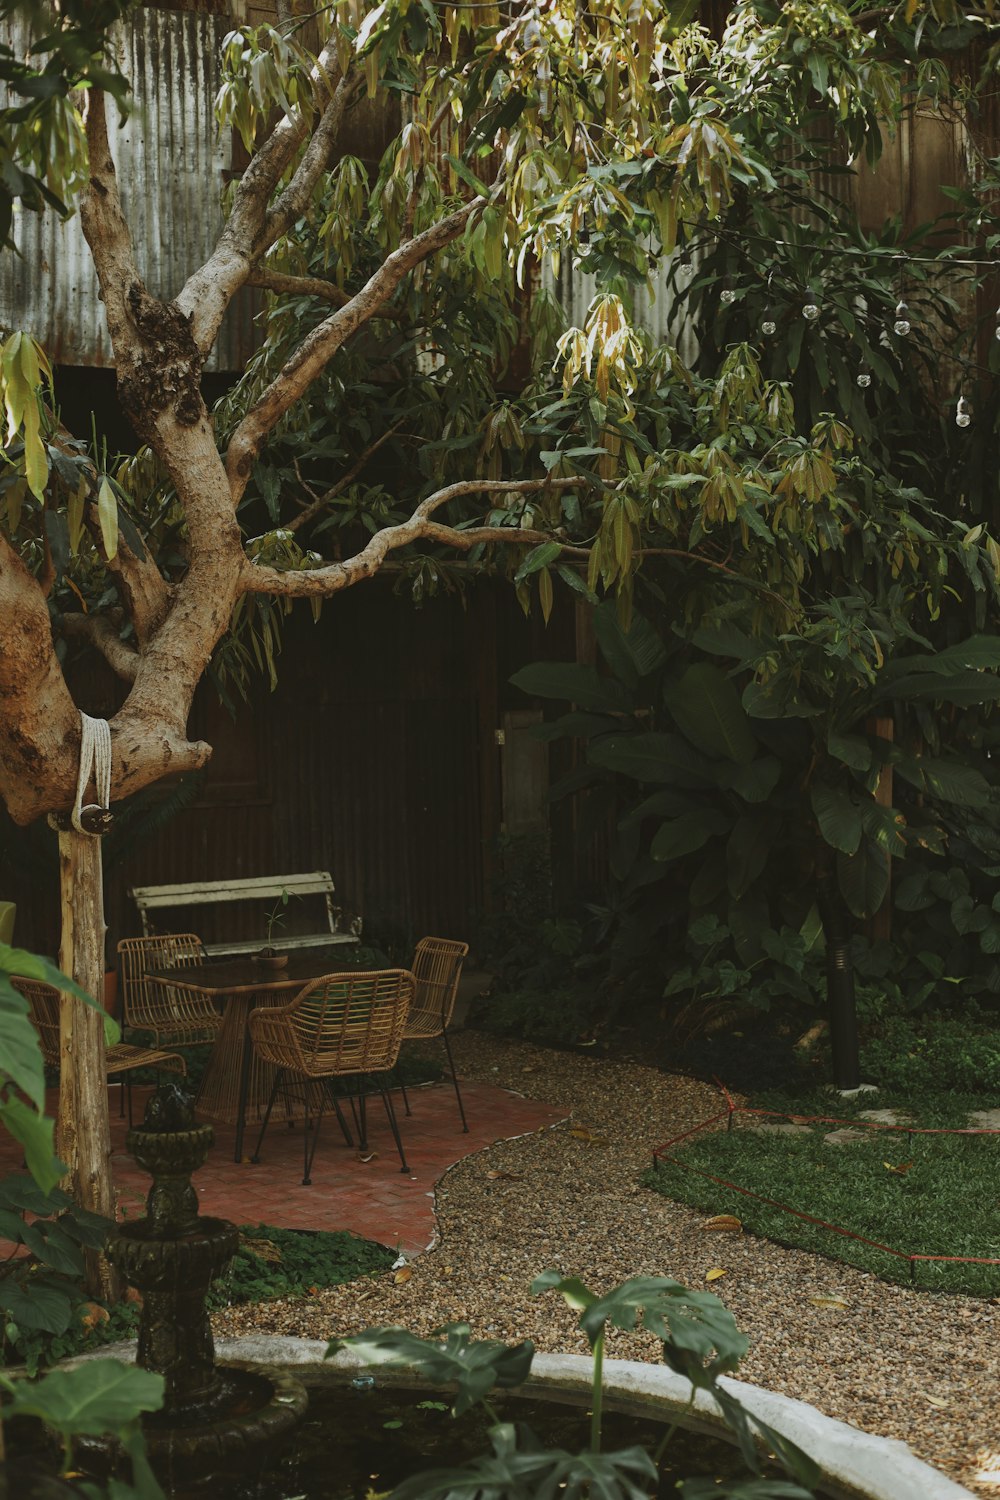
top-left (487, 1170), bottom-right (523, 1181)
top-left (809, 1295), bottom-right (849, 1311)
top-left (701, 1215), bottom-right (743, 1233)
top-left (570, 1126), bottom-right (609, 1146)
top-left (923, 1393), bottom-right (949, 1409)
top-left (444, 1265), bottom-right (454, 1275)
top-left (357, 1151), bottom-right (379, 1164)
top-left (393, 1267), bottom-right (412, 1285)
top-left (883, 1161), bottom-right (912, 1174)
top-left (705, 1268), bottom-right (727, 1282)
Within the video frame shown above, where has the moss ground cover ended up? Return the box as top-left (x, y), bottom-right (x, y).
top-left (645, 1110), bottom-right (1000, 1297)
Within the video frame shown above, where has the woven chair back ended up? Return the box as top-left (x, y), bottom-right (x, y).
top-left (407, 937), bottom-right (469, 1036)
top-left (278, 968), bottom-right (414, 1077)
top-left (12, 977), bottom-right (61, 1066)
top-left (116, 933), bottom-right (210, 1037)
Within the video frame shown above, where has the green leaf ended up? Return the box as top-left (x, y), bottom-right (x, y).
top-left (651, 810), bottom-right (729, 861)
top-left (0, 976), bottom-right (47, 1109)
top-left (0, 1096), bottom-right (59, 1191)
top-left (442, 152), bottom-right (491, 198)
top-left (837, 843), bottom-right (889, 919)
top-left (510, 663), bottom-right (632, 714)
top-left (327, 1324), bottom-right (534, 1418)
top-left (514, 541), bottom-right (561, 583)
top-left (7, 1360), bottom-right (164, 1435)
top-left (718, 756), bottom-right (781, 803)
top-left (667, 664), bottom-right (756, 764)
top-left (810, 784), bottom-right (863, 855)
top-left (726, 812), bottom-right (769, 898)
top-left (0, 1277), bottom-right (75, 1334)
top-left (827, 730), bottom-right (872, 772)
top-left (894, 757), bottom-right (991, 808)
top-left (588, 732), bottom-right (714, 787)
top-left (593, 603), bottom-right (667, 689)
top-left (873, 670), bottom-right (1000, 707)
top-left (97, 477), bottom-right (119, 561)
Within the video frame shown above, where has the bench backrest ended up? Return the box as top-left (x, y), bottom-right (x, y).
top-left (130, 871), bottom-right (357, 953)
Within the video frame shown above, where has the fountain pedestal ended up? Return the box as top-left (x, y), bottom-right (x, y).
top-left (106, 1086), bottom-right (307, 1482)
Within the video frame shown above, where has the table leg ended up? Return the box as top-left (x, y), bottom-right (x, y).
top-left (234, 1018), bottom-right (255, 1164)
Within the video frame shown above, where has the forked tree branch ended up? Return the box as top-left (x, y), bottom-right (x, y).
top-left (241, 476), bottom-right (582, 594)
top-left (245, 268), bottom-right (404, 318)
top-left (177, 57), bottom-right (359, 353)
top-left (61, 613), bottom-right (141, 682)
top-left (225, 199), bottom-right (483, 497)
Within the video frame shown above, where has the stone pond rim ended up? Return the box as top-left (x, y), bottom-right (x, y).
top-left (78, 1335), bottom-right (977, 1500)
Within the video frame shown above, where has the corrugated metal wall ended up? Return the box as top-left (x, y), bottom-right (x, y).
top-left (0, 8), bottom-right (254, 370)
top-left (542, 253), bottom-right (702, 366)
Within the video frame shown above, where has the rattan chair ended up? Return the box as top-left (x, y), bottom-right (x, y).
top-left (15, 977), bottom-right (186, 1125)
top-left (117, 933), bottom-right (221, 1048)
top-left (248, 967), bottom-right (415, 1184)
top-left (398, 936), bottom-right (470, 1131)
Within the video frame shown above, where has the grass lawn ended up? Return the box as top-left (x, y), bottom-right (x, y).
top-left (646, 1110), bottom-right (1000, 1297)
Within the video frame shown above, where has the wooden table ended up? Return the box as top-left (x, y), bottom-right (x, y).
top-left (144, 955), bottom-right (341, 1162)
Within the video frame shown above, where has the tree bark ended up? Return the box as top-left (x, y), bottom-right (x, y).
top-left (55, 828), bottom-right (119, 1301)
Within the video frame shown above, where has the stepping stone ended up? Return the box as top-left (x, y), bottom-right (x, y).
top-left (858, 1109), bottom-right (912, 1126)
top-left (745, 1122), bottom-right (813, 1136)
top-left (968, 1109), bottom-right (1000, 1130)
top-left (823, 1128), bottom-right (869, 1146)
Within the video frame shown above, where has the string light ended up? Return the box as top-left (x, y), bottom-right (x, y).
top-left (995, 306), bottom-right (1000, 341)
top-left (956, 396), bottom-right (972, 428)
top-left (720, 288), bottom-right (737, 304)
top-left (761, 316), bottom-right (777, 336)
top-left (802, 302), bottom-right (821, 321)
top-left (893, 300), bottom-right (911, 337)
top-left (856, 365), bottom-right (871, 388)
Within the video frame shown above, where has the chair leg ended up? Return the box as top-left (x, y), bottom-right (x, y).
top-left (397, 1068), bottom-right (412, 1118)
top-left (252, 1069), bottom-right (284, 1164)
top-left (441, 1024), bottom-right (469, 1132)
top-left (302, 1081), bottom-right (328, 1187)
top-left (325, 1081), bottom-right (355, 1147)
top-left (377, 1086), bottom-right (413, 1176)
top-left (126, 1078), bottom-right (133, 1128)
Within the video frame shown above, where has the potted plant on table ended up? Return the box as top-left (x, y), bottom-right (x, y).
top-left (253, 890), bottom-right (293, 969)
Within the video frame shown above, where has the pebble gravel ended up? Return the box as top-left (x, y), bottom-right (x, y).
top-left (211, 1031), bottom-right (1000, 1497)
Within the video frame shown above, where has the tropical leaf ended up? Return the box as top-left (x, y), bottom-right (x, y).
top-left (894, 756), bottom-right (991, 808)
top-left (588, 732), bottom-right (714, 787)
top-left (510, 663), bottom-right (633, 714)
top-left (837, 843), bottom-right (890, 919)
top-left (667, 664), bottom-right (757, 763)
top-left (651, 809), bottom-right (729, 861)
top-left (810, 784), bottom-right (863, 855)
top-left (593, 603), bottom-right (667, 689)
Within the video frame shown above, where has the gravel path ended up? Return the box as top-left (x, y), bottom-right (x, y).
top-left (211, 1031), bottom-right (1000, 1497)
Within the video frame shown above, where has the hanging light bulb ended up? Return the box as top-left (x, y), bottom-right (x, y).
top-left (720, 288), bottom-right (737, 305)
top-left (761, 317), bottom-right (776, 336)
top-left (893, 300), bottom-right (911, 337)
top-left (994, 306), bottom-right (1000, 341)
top-left (956, 396), bottom-right (971, 429)
top-left (802, 302), bottom-right (821, 322)
top-left (856, 366), bottom-right (871, 389)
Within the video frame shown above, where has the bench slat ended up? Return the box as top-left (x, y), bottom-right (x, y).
top-left (203, 933), bottom-right (359, 957)
top-left (131, 872), bottom-right (335, 907)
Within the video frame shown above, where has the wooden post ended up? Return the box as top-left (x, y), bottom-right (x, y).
top-left (55, 827), bottom-right (119, 1300)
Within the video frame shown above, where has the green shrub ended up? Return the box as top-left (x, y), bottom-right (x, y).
top-left (859, 1010), bottom-right (1000, 1096)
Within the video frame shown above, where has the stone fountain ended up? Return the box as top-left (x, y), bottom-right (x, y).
top-left (106, 1084), bottom-right (307, 1485)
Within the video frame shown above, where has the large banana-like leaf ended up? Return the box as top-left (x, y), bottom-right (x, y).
top-left (837, 842), bottom-right (890, 919)
top-left (593, 603), bottom-right (668, 689)
top-left (667, 663), bottom-right (757, 763)
top-left (510, 662), bottom-right (633, 714)
top-left (588, 732), bottom-right (714, 786)
top-left (810, 784), bottom-right (863, 855)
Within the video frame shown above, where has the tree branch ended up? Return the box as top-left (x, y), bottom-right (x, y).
top-left (286, 420), bottom-right (407, 534)
top-left (241, 477), bottom-right (582, 594)
top-left (61, 613), bottom-right (140, 683)
top-left (245, 268), bottom-right (404, 318)
top-left (78, 90), bottom-right (144, 348)
top-left (176, 59), bottom-right (359, 354)
top-left (225, 199), bottom-right (482, 498)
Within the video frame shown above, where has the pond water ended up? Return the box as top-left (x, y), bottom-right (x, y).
top-left (182, 1382), bottom-right (793, 1499)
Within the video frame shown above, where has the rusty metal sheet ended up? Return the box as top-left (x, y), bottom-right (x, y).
top-left (0, 8), bottom-right (255, 370)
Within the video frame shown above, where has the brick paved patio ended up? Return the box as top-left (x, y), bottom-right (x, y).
top-left (2, 1081), bottom-right (566, 1257)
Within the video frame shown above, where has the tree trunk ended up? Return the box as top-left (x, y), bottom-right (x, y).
top-left (55, 828), bottom-right (120, 1301)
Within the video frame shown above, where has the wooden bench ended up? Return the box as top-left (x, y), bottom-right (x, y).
top-left (129, 871), bottom-right (361, 958)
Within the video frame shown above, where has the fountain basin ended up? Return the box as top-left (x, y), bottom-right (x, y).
top-left (78, 1336), bottom-right (976, 1500)
top-left (182, 1336), bottom-right (973, 1500)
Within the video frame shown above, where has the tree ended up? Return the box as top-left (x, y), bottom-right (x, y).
top-left (2, 0), bottom-right (1000, 1245)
